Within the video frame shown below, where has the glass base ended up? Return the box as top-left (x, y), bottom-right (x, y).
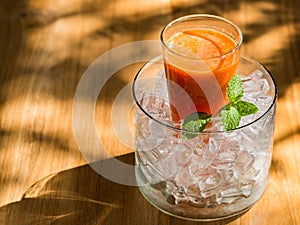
top-left (139, 185), bottom-right (252, 221)
top-left (136, 166), bottom-right (268, 221)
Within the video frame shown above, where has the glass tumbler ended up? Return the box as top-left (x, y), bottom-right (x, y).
top-left (160, 14), bottom-right (242, 121)
top-left (133, 56), bottom-right (277, 221)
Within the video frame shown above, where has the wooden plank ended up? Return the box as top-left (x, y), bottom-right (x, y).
top-left (0, 0), bottom-right (300, 224)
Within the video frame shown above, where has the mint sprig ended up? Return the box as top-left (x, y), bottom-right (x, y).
top-left (226, 74), bottom-right (244, 102)
top-left (222, 75), bottom-right (258, 130)
top-left (220, 105), bottom-right (241, 131)
top-left (232, 100), bottom-right (259, 117)
top-left (181, 74), bottom-right (258, 138)
top-left (182, 112), bottom-right (211, 139)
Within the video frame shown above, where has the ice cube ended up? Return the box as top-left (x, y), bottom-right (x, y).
top-left (173, 186), bottom-right (189, 204)
top-left (205, 193), bottom-right (223, 207)
top-left (166, 180), bottom-right (177, 194)
top-left (253, 153), bottom-right (271, 170)
top-left (175, 167), bottom-right (195, 187)
top-left (194, 135), bottom-right (209, 154)
top-left (242, 125), bottom-right (260, 140)
top-left (189, 166), bottom-right (216, 182)
top-left (149, 119), bottom-right (167, 137)
top-left (199, 137), bottom-right (221, 168)
top-left (234, 151), bottom-right (255, 175)
top-left (221, 187), bottom-right (245, 204)
top-left (239, 180), bottom-right (254, 197)
top-left (188, 154), bottom-right (204, 177)
top-left (239, 114), bottom-right (257, 127)
top-left (139, 160), bottom-right (165, 184)
top-left (241, 70), bottom-right (263, 81)
top-left (239, 129), bottom-right (260, 153)
top-left (185, 183), bottom-right (205, 206)
top-left (137, 146), bottom-right (191, 184)
top-left (173, 140), bottom-right (195, 167)
top-left (242, 69), bottom-right (270, 96)
top-left (139, 93), bottom-right (172, 124)
top-left (252, 152), bottom-right (271, 182)
top-left (136, 119), bottom-right (168, 152)
top-left (157, 137), bottom-right (178, 156)
top-left (199, 170), bottom-right (231, 198)
top-left (211, 139), bottom-right (239, 169)
top-left (241, 69), bottom-right (273, 122)
top-left (153, 70), bottom-right (168, 97)
top-left (147, 140), bottom-right (193, 181)
top-left (211, 151), bottom-right (237, 170)
top-left (243, 78), bottom-right (270, 97)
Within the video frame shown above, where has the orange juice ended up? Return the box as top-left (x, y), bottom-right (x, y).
top-left (164, 29), bottom-right (240, 121)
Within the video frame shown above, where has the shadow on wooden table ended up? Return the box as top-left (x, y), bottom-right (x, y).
top-left (0, 153), bottom-right (243, 225)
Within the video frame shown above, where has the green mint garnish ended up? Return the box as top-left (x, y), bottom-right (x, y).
top-left (221, 74), bottom-right (258, 130)
top-left (226, 74), bottom-right (244, 103)
top-left (220, 105), bottom-right (241, 131)
top-left (232, 100), bottom-right (258, 117)
top-left (182, 74), bottom-right (259, 138)
top-left (182, 112), bottom-right (211, 139)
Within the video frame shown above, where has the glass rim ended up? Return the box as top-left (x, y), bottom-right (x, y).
top-left (160, 14), bottom-right (243, 60)
top-left (132, 55), bottom-right (278, 135)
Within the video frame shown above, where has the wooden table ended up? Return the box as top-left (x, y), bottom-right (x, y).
top-left (0, 0), bottom-right (299, 224)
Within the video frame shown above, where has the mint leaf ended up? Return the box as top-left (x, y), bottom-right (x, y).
top-left (220, 106), bottom-right (241, 131)
top-left (221, 75), bottom-right (258, 130)
top-left (233, 100), bottom-right (258, 116)
top-left (181, 75), bottom-right (259, 132)
top-left (226, 74), bottom-right (243, 103)
top-left (182, 112), bottom-right (211, 139)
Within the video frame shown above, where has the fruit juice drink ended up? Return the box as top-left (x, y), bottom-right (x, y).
top-left (161, 15), bottom-right (242, 122)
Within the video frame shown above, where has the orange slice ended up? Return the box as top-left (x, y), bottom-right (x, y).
top-left (167, 29), bottom-right (236, 71)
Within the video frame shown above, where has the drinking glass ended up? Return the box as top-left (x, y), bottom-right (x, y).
top-left (160, 14), bottom-right (242, 121)
top-left (133, 55), bottom-right (277, 221)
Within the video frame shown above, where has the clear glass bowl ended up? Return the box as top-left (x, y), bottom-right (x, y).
top-left (133, 56), bottom-right (277, 221)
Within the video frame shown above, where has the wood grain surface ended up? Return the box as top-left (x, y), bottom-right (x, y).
top-left (0, 0), bottom-right (299, 224)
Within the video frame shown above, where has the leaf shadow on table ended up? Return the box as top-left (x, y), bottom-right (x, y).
top-left (0, 153), bottom-right (244, 225)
